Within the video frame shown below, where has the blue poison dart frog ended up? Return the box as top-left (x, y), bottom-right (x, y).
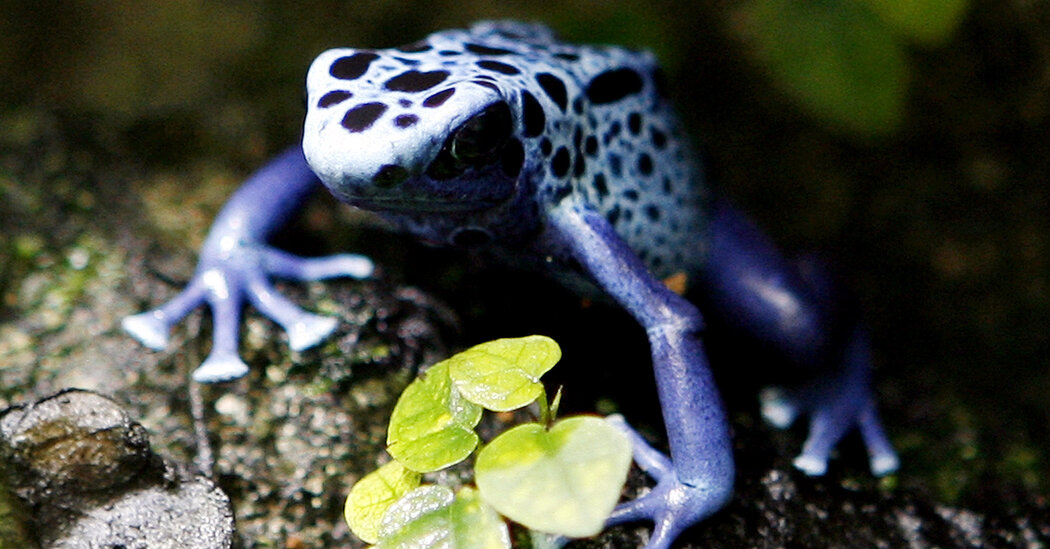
top-left (123, 21), bottom-right (899, 548)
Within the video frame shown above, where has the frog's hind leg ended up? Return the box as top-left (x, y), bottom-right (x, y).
top-left (700, 198), bottom-right (899, 477)
top-left (760, 325), bottom-right (898, 476)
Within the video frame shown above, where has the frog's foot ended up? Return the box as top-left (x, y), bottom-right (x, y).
top-left (605, 415), bottom-right (732, 549)
top-left (123, 245), bottom-right (373, 383)
top-left (759, 329), bottom-right (899, 477)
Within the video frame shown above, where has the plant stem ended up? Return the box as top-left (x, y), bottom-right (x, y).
top-left (537, 385), bottom-right (563, 428)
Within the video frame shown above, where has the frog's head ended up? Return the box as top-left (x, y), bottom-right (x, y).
top-left (303, 46), bottom-right (529, 214)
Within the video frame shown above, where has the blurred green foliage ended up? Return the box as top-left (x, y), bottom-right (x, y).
top-left (866, 0), bottom-right (970, 44)
top-left (738, 0), bottom-right (970, 137)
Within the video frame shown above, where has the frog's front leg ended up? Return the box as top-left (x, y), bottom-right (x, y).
top-left (547, 206), bottom-right (734, 549)
top-left (123, 147), bottom-right (373, 382)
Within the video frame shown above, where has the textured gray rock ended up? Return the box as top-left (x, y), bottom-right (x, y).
top-left (1, 389), bottom-right (151, 499)
top-left (0, 390), bottom-right (234, 549)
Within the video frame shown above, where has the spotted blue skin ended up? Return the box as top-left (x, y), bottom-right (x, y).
top-left (123, 21), bottom-right (899, 548)
top-left (303, 22), bottom-right (707, 288)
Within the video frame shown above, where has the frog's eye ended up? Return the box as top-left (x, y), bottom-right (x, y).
top-left (427, 101), bottom-right (513, 180)
top-left (450, 102), bottom-right (512, 165)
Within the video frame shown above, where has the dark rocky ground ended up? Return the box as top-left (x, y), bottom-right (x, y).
top-left (1, 1), bottom-right (1048, 547)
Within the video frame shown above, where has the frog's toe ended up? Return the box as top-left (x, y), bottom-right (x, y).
top-left (605, 415), bottom-right (673, 477)
top-left (759, 386), bottom-right (800, 429)
top-left (303, 253), bottom-right (375, 279)
top-left (192, 351), bottom-right (250, 383)
top-left (605, 415), bottom-right (732, 549)
top-left (122, 311), bottom-right (171, 350)
top-left (792, 405), bottom-right (860, 477)
top-left (794, 415), bottom-right (898, 477)
top-left (263, 247), bottom-right (374, 280)
top-left (792, 394), bottom-right (899, 477)
top-left (793, 453), bottom-right (829, 476)
top-left (608, 474), bottom-right (731, 549)
top-left (242, 276), bottom-right (340, 351)
top-left (125, 277), bottom-right (213, 352)
top-left (286, 313), bottom-right (338, 351)
top-left (858, 400), bottom-right (900, 476)
top-left (871, 453), bottom-right (900, 476)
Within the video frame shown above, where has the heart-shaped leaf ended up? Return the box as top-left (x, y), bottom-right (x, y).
top-left (387, 360), bottom-right (483, 472)
top-left (377, 485), bottom-right (455, 540)
top-left (448, 335), bottom-right (561, 412)
top-left (475, 416), bottom-right (631, 537)
top-left (374, 486), bottom-right (511, 549)
top-left (344, 460), bottom-right (421, 544)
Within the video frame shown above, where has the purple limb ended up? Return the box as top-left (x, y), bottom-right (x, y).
top-left (703, 198), bottom-right (898, 477)
top-left (123, 146), bottom-right (374, 382)
top-left (548, 206), bottom-right (734, 548)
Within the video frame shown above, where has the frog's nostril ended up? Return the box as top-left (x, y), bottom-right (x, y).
top-left (373, 164), bottom-right (410, 187)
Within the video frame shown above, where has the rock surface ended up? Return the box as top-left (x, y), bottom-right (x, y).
top-left (0, 390), bottom-right (233, 549)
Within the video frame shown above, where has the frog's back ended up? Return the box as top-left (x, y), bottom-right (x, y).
top-left (462, 22), bottom-right (710, 278)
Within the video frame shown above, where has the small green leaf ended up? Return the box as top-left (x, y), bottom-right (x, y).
top-left (475, 416), bottom-right (632, 538)
top-left (863, 0), bottom-right (970, 45)
top-left (344, 460), bottom-right (421, 544)
top-left (449, 487), bottom-right (512, 549)
top-left (374, 486), bottom-right (511, 549)
top-left (377, 485), bottom-right (455, 540)
top-left (740, 0), bottom-right (909, 137)
top-left (387, 360), bottom-right (483, 472)
top-left (448, 335), bottom-right (562, 412)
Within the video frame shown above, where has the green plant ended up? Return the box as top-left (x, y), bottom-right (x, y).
top-left (344, 335), bottom-right (633, 548)
top-left (737, 0), bottom-right (970, 137)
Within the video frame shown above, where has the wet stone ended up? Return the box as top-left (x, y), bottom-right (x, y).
top-left (0, 389), bottom-right (234, 549)
top-left (0, 389), bottom-right (150, 496)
